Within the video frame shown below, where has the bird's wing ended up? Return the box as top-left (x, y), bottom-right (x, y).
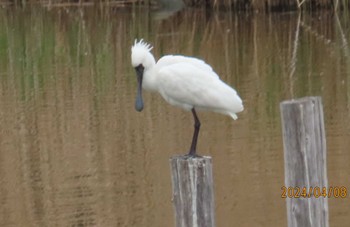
top-left (157, 55), bottom-right (218, 78)
top-left (157, 62), bottom-right (243, 115)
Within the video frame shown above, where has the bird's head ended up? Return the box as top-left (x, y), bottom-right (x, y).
top-left (131, 39), bottom-right (155, 112)
top-left (131, 39), bottom-right (153, 68)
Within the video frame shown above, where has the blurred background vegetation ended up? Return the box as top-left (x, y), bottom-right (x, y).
top-left (0, 0), bottom-right (349, 12)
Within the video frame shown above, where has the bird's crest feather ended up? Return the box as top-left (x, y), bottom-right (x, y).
top-left (132, 39), bottom-right (153, 52)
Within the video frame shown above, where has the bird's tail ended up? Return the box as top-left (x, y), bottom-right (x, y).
top-left (229, 113), bottom-right (238, 120)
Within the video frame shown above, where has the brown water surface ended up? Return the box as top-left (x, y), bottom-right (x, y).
top-left (0, 7), bottom-right (349, 227)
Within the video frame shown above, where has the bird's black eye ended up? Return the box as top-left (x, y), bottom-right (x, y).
top-left (135, 64), bottom-right (144, 74)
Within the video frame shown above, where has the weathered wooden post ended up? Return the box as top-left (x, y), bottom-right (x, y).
top-left (170, 156), bottom-right (215, 227)
top-left (280, 96), bottom-right (329, 227)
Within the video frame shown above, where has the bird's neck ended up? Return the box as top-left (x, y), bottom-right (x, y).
top-left (143, 67), bottom-right (158, 92)
top-left (142, 53), bottom-right (158, 92)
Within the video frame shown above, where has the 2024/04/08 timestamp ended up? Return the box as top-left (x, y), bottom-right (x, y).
top-left (281, 186), bottom-right (347, 198)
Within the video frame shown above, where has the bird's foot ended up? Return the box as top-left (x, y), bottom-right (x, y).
top-left (184, 150), bottom-right (201, 159)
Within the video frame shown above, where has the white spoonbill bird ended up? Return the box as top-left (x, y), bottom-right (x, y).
top-left (131, 39), bottom-right (243, 156)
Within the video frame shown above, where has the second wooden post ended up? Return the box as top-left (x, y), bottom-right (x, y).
top-left (280, 96), bottom-right (329, 227)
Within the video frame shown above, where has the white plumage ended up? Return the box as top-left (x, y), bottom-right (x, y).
top-left (131, 39), bottom-right (243, 156)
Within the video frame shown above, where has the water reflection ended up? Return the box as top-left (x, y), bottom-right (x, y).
top-left (0, 7), bottom-right (349, 227)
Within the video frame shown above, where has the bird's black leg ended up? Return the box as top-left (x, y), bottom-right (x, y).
top-left (188, 108), bottom-right (201, 156)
